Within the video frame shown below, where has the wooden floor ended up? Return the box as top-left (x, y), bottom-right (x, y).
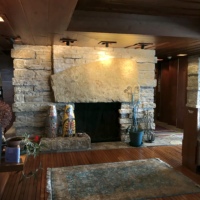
top-left (1, 145), bottom-right (200, 200)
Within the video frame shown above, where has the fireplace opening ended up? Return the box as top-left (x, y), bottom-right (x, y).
top-left (75, 103), bottom-right (121, 143)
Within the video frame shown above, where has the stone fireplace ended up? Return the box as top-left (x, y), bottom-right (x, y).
top-left (11, 45), bottom-right (156, 143)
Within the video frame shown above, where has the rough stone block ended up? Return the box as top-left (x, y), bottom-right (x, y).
top-left (53, 63), bottom-right (74, 74)
top-left (139, 71), bottom-right (155, 80)
top-left (36, 53), bottom-right (51, 62)
top-left (35, 70), bottom-right (52, 79)
top-left (43, 94), bottom-right (54, 102)
top-left (14, 86), bottom-right (34, 94)
top-left (15, 126), bottom-right (45, 136)
top-left (14, 120), bottom-right (45, 127)
top-left (34, 85), bottom-right (51, 92)
top-left (24, 94), bottom-right (43, 102)
top-left (13, 59), bottom-right (25, 69)
top-left (188, 64), bottom-right (199, 75)
top-left (138, 79), bottom-right (157, 87)
top-left (12, 102), bottom-right (54, 112)
top-left (14, 69), bottom-right (35, 79)
top-left (14, 94), bottom-right (25, 102)
top-left (137, 63), bottom-right (155, 71)
top-left (15, 112), bottom-right (47, 124)
top-left (51, 58), bottom-right (139, 102)
top-left (40, 134), bottom-right (91, 151)
top-left (187, 75), bottom-right (199, 87)
top-left (11, 49), bottom-right (36, 59)
top-left (119, 118), bottom-right (132, 124)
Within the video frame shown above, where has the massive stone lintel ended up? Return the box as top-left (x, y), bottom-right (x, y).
top-left (51, 58), bottom-right (138, 102)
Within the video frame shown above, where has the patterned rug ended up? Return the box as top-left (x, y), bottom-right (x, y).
top-left (46, 158), bottom-right (200, 200)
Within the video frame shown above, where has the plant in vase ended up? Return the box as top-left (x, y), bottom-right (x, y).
top-left (19, 133), bottom-right (44, 182)
top-left (125, 85), bottom-right (144, 147)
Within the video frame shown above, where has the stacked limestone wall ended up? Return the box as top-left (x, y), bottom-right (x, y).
top-left (11, 45), bottom-right (54, 135)
top-left (11, 45), bottom-right (156, 141)
top-left (187, 56), bottom-right (200, 108)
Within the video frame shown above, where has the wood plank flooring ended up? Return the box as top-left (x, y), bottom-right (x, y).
top-left (1, 145), bottom-right (200, 200)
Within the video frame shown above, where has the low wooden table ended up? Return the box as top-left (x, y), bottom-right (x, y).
top-left (0, 155), bottom-right (26, 173)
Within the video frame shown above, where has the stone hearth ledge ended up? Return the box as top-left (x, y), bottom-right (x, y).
top-left (40, 133), bottom-right (91, 152)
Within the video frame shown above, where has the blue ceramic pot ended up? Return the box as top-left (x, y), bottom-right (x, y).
top-left (129, 129), bottom-right (144, 147)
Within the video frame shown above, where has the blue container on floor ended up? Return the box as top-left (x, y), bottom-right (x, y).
top-left (5, 146), bottom-right (20, 163)
top-left (129, 130), bottom-right (144, 147)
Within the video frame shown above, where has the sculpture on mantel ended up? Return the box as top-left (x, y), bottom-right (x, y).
top-left (62, 105), bottom-right (76, 137)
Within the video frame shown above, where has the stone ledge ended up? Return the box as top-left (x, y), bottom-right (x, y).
top-left (40, 134), bottom-right (91, 152)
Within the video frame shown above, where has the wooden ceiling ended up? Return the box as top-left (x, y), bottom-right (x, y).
top-left (1, 0), bottom-right (200, 59)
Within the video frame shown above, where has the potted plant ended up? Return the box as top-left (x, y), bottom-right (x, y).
top-left (125, 85), bottom-right (144, 147)
top-left (19, 133), bottom-right (44, 182)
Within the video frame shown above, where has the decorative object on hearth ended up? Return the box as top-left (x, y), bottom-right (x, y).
top-left (143, 110), bottom-right (155, 143)
top-left (124, 85), bottom-right (144, 147)
top-left (45, 105), bottom-right (58, 138)
top-left (62, 104), bottom-right (76, 137)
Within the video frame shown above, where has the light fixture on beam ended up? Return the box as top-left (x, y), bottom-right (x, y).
top-left (98, 41), bottom-right (117, 47)
top-left (134, 43), bottom-right (154, 49)
top-left (6, 36), bottom-right (22, 44)
top-left (0, 16), bottom-right (4, 22)
top-left (60, 38), bottom-right (77, 46)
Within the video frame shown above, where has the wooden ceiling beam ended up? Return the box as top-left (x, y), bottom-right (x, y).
top-left (68, 10), bottom-right (200, 39)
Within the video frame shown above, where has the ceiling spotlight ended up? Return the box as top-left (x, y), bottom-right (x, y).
top-left (60, 38), bottom-right (77, 46)
top-left (177, 53), bottom-right (187, 57)
top-left (167, 56), bottom-right (172, 59)
top-left (98, 41), bottom-right (117, 47)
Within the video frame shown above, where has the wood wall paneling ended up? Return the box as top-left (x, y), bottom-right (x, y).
top-left (176, 57), bottom-right (187, 129)
top-left (158, 57), bottom-right (187, 129)
top-left (160, 62), bottom-right (169, 123)
top-left (182, 107), bottom-right (199, 172)
top-left (168, 59), bottom-right (178, 126)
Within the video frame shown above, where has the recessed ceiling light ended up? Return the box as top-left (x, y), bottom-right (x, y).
top-left (177, 53), bottom-right (187, 57)
top-left (0, 16), bottom-right (4, 22)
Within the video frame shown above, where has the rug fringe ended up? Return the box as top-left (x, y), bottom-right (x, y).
top-left (46, 168), bottom-right (52, 200)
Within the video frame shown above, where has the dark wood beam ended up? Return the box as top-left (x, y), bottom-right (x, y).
top-left (68, 10), bottom-right (200, 39)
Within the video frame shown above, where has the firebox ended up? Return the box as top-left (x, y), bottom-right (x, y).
top-left (75, 103), bottom-right (121, 143)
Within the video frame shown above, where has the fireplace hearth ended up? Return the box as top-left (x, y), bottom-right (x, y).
top-left (75, 103), bottom-right (121, 143)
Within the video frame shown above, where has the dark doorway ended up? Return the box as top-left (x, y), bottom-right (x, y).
top-left (75, 103), bottom-right (121, 143)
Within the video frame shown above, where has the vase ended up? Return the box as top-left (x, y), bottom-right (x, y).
top-left (129, 129), bottom-right (144, 147)
top-left (45, 105), bottom-right (58, 138)
top-left (62, 105), bottom-right (76, 137)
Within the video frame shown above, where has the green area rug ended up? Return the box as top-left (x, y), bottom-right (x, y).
top-left (46, 158), bottom-right (200, 200)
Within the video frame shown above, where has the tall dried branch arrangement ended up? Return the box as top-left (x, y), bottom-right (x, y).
top-left (0, 100), bottom-right (12, 128)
